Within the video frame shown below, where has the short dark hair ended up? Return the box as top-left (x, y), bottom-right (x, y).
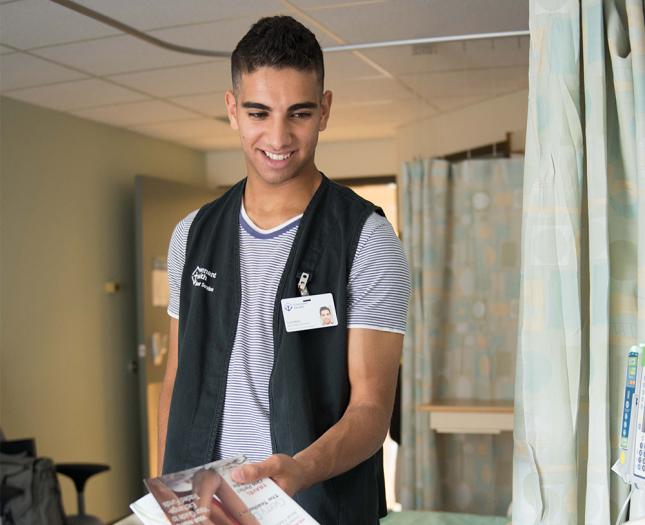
top-left (231, 16), bottom-right (324, 93)
top-left (320, 306), bottom-right (331, 314)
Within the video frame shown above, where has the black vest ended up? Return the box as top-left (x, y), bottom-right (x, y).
top-left (164, 175), bottom-right (387, 524)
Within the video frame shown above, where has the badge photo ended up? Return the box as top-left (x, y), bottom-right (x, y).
top-left (281, 293), bottom-right (338, 333)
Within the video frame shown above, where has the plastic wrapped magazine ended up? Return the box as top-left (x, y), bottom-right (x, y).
top-left (130, 455), bottom-right (319, 525)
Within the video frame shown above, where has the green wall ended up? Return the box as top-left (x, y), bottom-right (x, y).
top-left (0, 96), bottom-right (206, 521)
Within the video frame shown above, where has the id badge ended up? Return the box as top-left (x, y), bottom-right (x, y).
top-left (281, 293), bottom-right (338, 332)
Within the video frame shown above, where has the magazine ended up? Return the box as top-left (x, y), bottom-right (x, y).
top-left (130, 455), bottom-right (319, 525)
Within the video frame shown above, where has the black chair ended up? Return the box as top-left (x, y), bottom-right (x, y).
top-left (0, 437), bottom-right (110, 525)
top-left (0, 438), bottom-right (37, 457)
top-left (56, 463), bottom-right (110, 525)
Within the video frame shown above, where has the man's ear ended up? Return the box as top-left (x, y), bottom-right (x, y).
top-left (224, 90), bottom-right (239, 130)
top-left (319, 90), bottom-right (332, 132)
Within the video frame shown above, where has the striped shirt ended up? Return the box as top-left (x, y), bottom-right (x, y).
top-left (167, 203), bottom-right (410, 462)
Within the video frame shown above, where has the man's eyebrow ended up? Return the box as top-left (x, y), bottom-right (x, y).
top-left (241, 102), bottom-right (270, 110)
top-left (288, 102), bottom-right (318, 111)
top-left (240, 102), bottom-right (318, 111)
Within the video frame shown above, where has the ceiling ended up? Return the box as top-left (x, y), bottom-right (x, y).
top-left (0, 0), bottom-right (530, 151)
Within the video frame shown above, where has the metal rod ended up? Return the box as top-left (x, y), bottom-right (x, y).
top-left (49, 0), bottom-right (529, 58)
top-left (77, 491), bottom-right (85, 515)
top-left (322, 31), bottom-right (530, 52)
top-left (49, 0), bottom-right (231, 57)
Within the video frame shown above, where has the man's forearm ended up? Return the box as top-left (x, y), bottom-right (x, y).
top-left (293, 402), bottom-right (392, 490)
top-left (231, 329), bottom-right (403, 495)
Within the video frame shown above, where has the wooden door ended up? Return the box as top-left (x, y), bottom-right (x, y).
top-left (134, 175), bottom-right (223, 477)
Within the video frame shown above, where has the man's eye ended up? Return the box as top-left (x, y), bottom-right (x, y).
top-left (292, 112), bottom-right (312, 119)
top-left (248, 112), bottom-right (268, 119)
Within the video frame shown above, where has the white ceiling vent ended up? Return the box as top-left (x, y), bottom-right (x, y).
top-left (412, 44), bottom-right (436, 55)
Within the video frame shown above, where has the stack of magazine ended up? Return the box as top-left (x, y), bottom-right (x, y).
top-left (130, 455), bottom-right (319, 525)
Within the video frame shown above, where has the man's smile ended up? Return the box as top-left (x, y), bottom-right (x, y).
top-left (261, 149), bottom-right (294, 161)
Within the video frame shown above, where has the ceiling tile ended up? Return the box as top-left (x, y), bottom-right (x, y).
top-left (307, 0), bottom-right (528, 44)
top-left (0, 0), bottom-right (120, 49)
top-left (72, 4), bottom-right (338, 47)
top-left (129, 118), bottom-right (234, 141)
top-left (169, 92), bottom-right (227, 117)
top-left (75, 0), bottom-right (283, 31)
top-left (33, 34), bottom-right (207, 76)
top-left (0, 52), bottom-right (88, 91)
top-left (148, 14), bottom-right (338, 54)
top-left (360, 37), bottom-right (529, 77)
top-left (319, 124), bottom-right (394, 143)
top-left (331, 76), bottom-right (414, 106)
top-left (324, 51), bottom-right (385, 84)
top-left (180, 134), bottom-right (241, 151)
top-left (128, 118), bottom-right (201, 140)
top-left (329, 99), bottom-right (435, 129)
top-left (148, 17), bottom-right (260, 54)
top-left (70, 100), bottom-right (200, 127)
top-left (399, 65), bottom-right (528, 99)
top-left (294, 0), bottom-right (388, 10)
top-left (431, 95), bottom-right (491, 112)
top-left (109, 61), bottom-right (231, 98)
top-left (4, 78), bottom-right (147, 111)
top-left (269, 12), bottom-right (340, 48)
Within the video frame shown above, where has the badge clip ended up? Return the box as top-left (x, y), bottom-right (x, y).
top-left (297, 272), bottom-right (310, 297)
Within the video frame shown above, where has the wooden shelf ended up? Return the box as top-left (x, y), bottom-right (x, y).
top-left (418, 399), bottom-right (514, 434)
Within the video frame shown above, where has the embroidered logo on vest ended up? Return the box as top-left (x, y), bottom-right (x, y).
top-left (191, 265), bottom-right (217, 292)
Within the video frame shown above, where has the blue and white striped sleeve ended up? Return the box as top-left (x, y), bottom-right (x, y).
top-left (347, 212), bottom-right (411, 334)
top-left (166, 211), bottom-right (198, 319)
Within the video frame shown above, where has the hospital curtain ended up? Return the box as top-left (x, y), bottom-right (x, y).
top-left (400, 158), bottom-right (523, 515)
top-left (513, 0), bottom-right (645, 524)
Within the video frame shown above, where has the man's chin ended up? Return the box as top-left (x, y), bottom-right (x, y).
top-left (255, 170), bottom-right (297, 186)
top-left (251, 165), bottom-right (309, 186)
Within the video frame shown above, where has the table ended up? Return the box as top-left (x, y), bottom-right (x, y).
top-left (417, 399), bottom-right (513, 434)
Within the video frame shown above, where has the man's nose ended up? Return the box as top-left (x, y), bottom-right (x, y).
top-left (267, 119), bottom-right (292, 150)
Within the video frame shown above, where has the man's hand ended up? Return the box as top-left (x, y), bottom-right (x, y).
top-left (230, 454), bottom-right (310, 497)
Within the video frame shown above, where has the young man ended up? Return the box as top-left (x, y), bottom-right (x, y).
top-left (158, 16), bottom-right (410, 524)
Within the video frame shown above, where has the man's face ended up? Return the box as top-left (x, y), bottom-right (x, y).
top-left (225, 67), bottom-right (332, 186)
top-left (320, 308), bottom-right (332, 325)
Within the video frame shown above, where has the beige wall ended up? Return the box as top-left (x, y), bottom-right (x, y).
top-left (0, 97), bottom-right (206, 522)
top-left (396, 89), bottom-right (528, 166)
top-left (206, 137), bottom-right (397, 186)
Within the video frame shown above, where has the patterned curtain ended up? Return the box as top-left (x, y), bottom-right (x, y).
top-left (513, 0), bottom-right (645, 523)
top-left (400, 158), bottom-right (523, 516)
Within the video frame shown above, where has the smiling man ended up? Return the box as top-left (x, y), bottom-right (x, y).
top-left (158, 16), bottom-right (410, 524)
